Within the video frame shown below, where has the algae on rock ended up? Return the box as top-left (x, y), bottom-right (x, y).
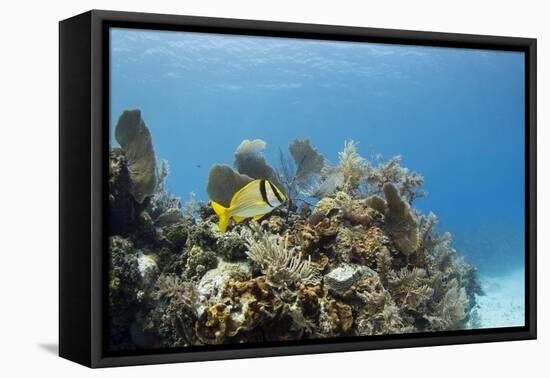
top-left (109, 236), bottom-right (143, 348)
top-left (147, 274), bottom-right (200, 347)
top-left (109, 148), bottom-right (141, 236)
top-left (196, 276), bottom-right (285, 344)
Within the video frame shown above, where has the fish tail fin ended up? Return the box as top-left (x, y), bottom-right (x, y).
top-left (211, 201), bottom-right (230, 233)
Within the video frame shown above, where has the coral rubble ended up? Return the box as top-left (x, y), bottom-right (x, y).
top-left (108, 109), bottom-right (483, 350)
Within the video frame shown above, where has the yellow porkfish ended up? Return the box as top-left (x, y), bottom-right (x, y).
top-left (211, 179), bottom-right (286, 233)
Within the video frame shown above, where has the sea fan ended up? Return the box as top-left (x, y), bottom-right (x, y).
top-left (234, 139), bottom-right (280, 186)
top-left (277, 138), bottom-right (325, 202)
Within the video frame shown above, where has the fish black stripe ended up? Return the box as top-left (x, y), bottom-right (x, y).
top-left (268, 181), bottom-right (283, 203)
top-left (259, 179), bottom-right (273, 207)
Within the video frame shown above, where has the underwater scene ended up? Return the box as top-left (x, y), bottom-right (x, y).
top-left (108, 28), bottom-right (526, 351)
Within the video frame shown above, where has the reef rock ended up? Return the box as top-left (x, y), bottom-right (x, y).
top-left (115, 109), bottom-right (157, 204)
top-left (317, 298), bottom-right (353, 336)
top-left (366, 194), bottom-right (388, 215)
top-left (183, 245), bottom-right (218, 281)
top-left (196, 277), bottom-right (284, 344)
top-left (160, 220), bottom-right (192, 252)
top-left (137, 251), bottom-right (159, 288)
top-left (109, 236), bottom-right (143, 348)
top-left (136, 211), bottom-right (157, 245)
top-left (147, 274), bottom-right (200, 347)
top-left (310, 192), bottom-right (374, 228)
top-left (266, 215), bottom-right (286, 234)
top-left (154, 208), bottom-right (183, 227)
top-left (109, 148), bottom-right (141, 236)
top-left (324, 264), bottom-right (365, 295)
top-left (294, 223), bottom-right (320, 253)
top-left (308, 196), bottom-right (342, 236)
top-left (215, 231), bottom-right (249, 261)
top-left (197, 261), bottom-right (251, 299)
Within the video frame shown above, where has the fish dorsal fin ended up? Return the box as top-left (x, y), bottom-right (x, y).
top-left (230, 179), bottom-right (262, 208)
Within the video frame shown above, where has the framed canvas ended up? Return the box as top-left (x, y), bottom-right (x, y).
top-left (59, 10), bottom-right (537, 368)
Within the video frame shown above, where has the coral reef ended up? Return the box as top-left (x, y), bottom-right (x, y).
top-left (108, 110), bottom-right (483, 349)
top-left (108, 236), bottom-right (146, 348)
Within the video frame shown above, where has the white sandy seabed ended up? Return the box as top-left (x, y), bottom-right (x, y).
top-left (472, 268), bottom-right (525, 329)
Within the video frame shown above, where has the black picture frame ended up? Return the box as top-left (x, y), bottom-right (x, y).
top-left (59, 9), bottom-right (537, 368)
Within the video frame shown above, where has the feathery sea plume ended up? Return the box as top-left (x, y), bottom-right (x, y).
top-left (148, 160), bottom-right (183, 224)
top-left (241, 222), bottom-right (314, 287)
top-left (338, 140), bottom-right (368, 195)
top-left (364, 155), bottom-right (426, 204)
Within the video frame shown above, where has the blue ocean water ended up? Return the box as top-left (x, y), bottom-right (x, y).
top-left (109, 28), bottom-right (525, 324)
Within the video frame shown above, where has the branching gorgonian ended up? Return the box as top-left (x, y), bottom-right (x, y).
top-left (241, 222), bottom-right (314, 288)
